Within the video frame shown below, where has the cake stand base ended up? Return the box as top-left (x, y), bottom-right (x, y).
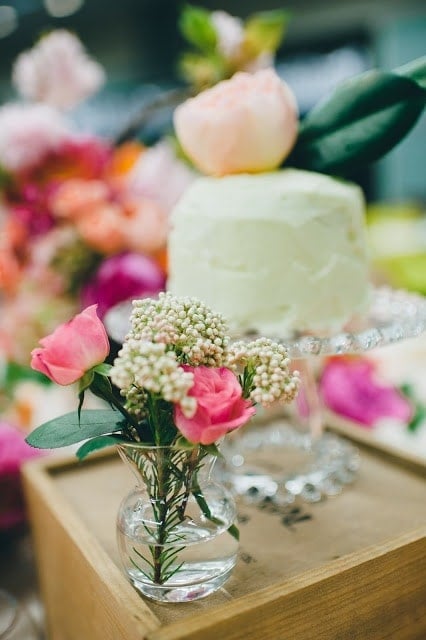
top-left (220, 418), bottom-right (360, 504)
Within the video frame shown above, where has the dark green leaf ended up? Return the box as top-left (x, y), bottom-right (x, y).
top-left (89, 372), bottom-right (113, 402)
top-left (408, 405), bottom-right (426, 433)
top-left (395, 56), bottom-right (426, 89)
top-left (76, 435), bottom-right (125, 460)
top-left (179, 5), bottom-right (217, 53)
top-left (25, 409), bottom-right (123, 449)
top-left (244, 9), bottom-right (290, 54)
top-left (290, 69), bottom-right (426, 174)
top-left (77, 390), bottom-right (85, 422)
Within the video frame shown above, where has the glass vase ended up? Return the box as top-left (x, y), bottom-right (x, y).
top-left (116, 443), bottom-right (238, 603)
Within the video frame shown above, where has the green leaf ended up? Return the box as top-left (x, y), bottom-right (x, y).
top-left (201, 442), bottom-right (223, 459)
top-left (179, 5), bottom-right (217, 54)
top-left (89, 372), bottom-right (113, 402)
top-left (290, 69), bottom-right (426, 174)
top-left (395, 56), bottom-right (426, 89)
top-left (244, 9), bottom-right (290, 55)
top-left (408, 405), bottom-right (426, 433)
top-left (25, 409), bottom-right (124, 449)
top-left (92, 363), bottom-right (112, 377)
top-left (78, 370), bottom-right (94, 394)
top-left (76, 435), bottom-right (125, 460)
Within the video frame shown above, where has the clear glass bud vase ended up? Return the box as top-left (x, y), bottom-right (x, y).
top-left (116, 443), bottom-right (238, 603)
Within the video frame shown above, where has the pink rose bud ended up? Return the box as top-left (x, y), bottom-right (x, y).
top-left (31, 305), bottom-right (110, 385)
top-left (174, 366), bottom-right (256, 445)
top-left (173, 69), bottom-right (298, 176)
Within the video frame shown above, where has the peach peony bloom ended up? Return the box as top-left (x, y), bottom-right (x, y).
top-left (31, 305), bottom-right (110, 385)
top-left (76, 203), bottom-right (126, 255)
top-left (50, 179), bottom-right (110, 220)
top-left (174, 365), bottom-right (256, 445)
top-left (123, 199), bottom-right (169, 255)
top-left (174, 69), bottom-right (298, 176)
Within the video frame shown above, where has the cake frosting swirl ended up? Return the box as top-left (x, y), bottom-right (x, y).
top-left (167, 169), bottom-right (370, 336)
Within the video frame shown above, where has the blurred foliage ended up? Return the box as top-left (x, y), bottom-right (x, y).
top-left (178, 4), bottom-right (290, 92)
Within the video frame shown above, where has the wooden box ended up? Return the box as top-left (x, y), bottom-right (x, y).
top-left (22, 432), bottom-right (426, 640)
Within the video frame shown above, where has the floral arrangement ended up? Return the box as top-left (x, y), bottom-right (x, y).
top-left (26, 294), bottom-right (299, 588)
top-left (0, 30), bottom-right (200, 380)
top-left (27, 294), bottom-right (299, 454)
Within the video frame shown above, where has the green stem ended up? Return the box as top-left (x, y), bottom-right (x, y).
top-left (90, 375), bottom-right (140, 431)
top-left (152, 448), bottom-right (169, 584)
top-left (177, 447), bottom-right (201, 521)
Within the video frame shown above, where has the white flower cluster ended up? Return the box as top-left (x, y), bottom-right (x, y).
top-left (129, 292), bottom-right (229, 367)
top-left (227, 337), bottom-right (300, 407)
top-left (110, 340), bottom-right (196, 418)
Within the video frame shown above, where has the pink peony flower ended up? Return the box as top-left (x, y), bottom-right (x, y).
top-left (73, 202), bottom-right (127, 254)
top-left (0, 422), bottom-right (42, 532)
top-left (127, 141), bottom-right (197, 215)
top-left (31, 305), bottom-right (110, 385)
top-left (49, 179), bottom-right (110, 220)
top-left (81, 253), bottom-right (166, 320)
top-left (173, 69), bottom-right (298, 176)
top-left (320, 356), bottom-right (413, 427)
top-left (174, 365), bottom-right (256, 444)
top-left (122, 199), bottom-right (169, 255)
top-left (0, 103), bottom-right (70, 172)
top-left (12, 30), bottom-right (105, 110)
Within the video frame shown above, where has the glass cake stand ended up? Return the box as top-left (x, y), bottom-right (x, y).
top-left (104, 287), bottom-right (426, 504)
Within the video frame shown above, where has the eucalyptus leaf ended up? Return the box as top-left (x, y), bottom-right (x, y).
top-left (290, 69), bottom-right (425, 174)
top-left (179, 5), bottom-right (217, 54)
top-left (26, 409), bottom-right (124, 449)
top-left (76, 435), bottom-right (125, 460)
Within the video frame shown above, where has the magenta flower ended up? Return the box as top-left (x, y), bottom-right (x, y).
top-left (31, 305), bottom-right (110, 385)
top-left (174, 365), bottom-right (256, 445)
top-left (0, 423), bottom-right (42, 532)
top-left (80, 253), bottom-right (166, 320)
top-left (320, 356), bottom-right (413, 427)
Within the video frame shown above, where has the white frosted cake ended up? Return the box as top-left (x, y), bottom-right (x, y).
top-left (167, 169), bottom-right (371, 336)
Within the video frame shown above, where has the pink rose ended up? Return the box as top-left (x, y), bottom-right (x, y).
top-left (174, 366), bottom-right (256, 445)
top-left (320, 356), bottom-right (413, 427)
top-left (31, 305), bottom-right (110, 385)
top-left (173, 69), bottom-right (298, 176)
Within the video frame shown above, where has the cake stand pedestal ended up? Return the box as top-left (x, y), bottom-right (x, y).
top-left (104, 287), bottom-right (426, 504)
top-left (220, 287), bottom-right (426, 504)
